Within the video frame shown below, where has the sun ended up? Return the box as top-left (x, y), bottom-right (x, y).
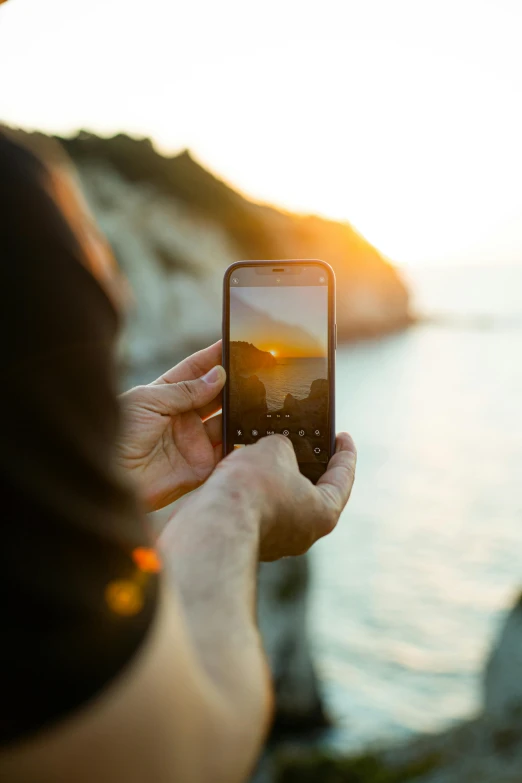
top-left (269, 349), bottom-right (277, 357)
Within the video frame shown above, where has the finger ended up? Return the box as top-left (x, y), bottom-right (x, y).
top-left (315, 432), bottom-right (357, 526)
top-left (203, 414), bottom-right (222, 446)
top-left (143, 366), bottom-right (226, 416)
top-left (254, 432), bottom-right (299, 465)
top-left (152, 341), bottom-right (222, 386)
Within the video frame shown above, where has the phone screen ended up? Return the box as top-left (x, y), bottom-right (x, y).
top-left (224, 262), bottom-right (334, 482)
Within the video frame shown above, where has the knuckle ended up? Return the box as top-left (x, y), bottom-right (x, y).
top-left (317, 490), bottom-right (340, 533)
top-left (120, 385), bottom-right (149, 407)
top-left (124, 384), bottom-right (147, 399)
top-left (322, 507), bottom-right (338, 535)
top-left (344, 459), bottom-right (356, 486)
top-left (175, 379), bottom-right (196, 403)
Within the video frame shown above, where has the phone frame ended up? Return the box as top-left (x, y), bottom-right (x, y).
top-left (222, 259), bottom-right (336, 482)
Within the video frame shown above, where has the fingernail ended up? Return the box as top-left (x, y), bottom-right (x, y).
top-left (202, 365), bottom-right (225, 384)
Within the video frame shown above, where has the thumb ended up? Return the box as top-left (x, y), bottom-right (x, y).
top-left (146, 365), bottom-right (226, 415)
top-left (316, 432), bottom-right (357, 526)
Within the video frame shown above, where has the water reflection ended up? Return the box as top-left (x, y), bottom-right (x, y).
top-left (310, 266), bottom-right (522, 748)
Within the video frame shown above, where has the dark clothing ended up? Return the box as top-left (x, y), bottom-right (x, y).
top-left (0, 134), bottom-right (158, 745)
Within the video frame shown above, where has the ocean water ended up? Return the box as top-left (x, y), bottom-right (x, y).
top-left (309, 264), bottom-right (522, 750)
top-left (254, 357), bottom-right (328, 410)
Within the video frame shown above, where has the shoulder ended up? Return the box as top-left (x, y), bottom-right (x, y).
top-left (0, 130), bottom-right (49, 195)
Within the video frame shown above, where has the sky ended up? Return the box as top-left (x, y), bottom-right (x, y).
top-left (1, 0), bottom-right (522, 266)
top-left (230, 287), bottom-right (328, 357)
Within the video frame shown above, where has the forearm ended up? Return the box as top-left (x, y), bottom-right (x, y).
top-left (157, 474), bottom-right (272, 778)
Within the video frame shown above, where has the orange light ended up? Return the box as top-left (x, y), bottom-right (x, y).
top-left (105, 580), bottom-right (144, 617)
top-left (132, 546), bottom-right (162, 574)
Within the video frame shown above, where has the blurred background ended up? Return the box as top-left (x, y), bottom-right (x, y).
top-left (2, 1), bottom-right (521, 781)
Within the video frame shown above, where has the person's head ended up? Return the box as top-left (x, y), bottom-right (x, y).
top-left (1, 125), bottom-right (127, 309)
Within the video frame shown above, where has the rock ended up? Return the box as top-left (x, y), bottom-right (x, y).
top-left (75, 161), bottom-right (233, 372)
top-left (273, 748), bottom-right (440, 783)
top-left (308, 379), bottom-right (329, 400)
top-left (231, 341), bottom-right (277, 374)
top-left (257, 557), bottom-right (330, 737)
top-left (230, 373), bottom-right (268, 425)
top-left (484, 592), bottom-right (522, 724)
top-left (281, 380), bottom-right (328, 420)
top-left (228, 342), bottom-right (271, 427)
top-left (282, 382), bottom-right (327, 411)
top-left (269, 589), bottom-right (522, 783)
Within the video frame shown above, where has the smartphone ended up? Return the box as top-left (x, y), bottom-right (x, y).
top-left (222, 259), bottom-right (336, 484)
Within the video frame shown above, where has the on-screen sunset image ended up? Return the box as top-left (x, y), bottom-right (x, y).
top-left (228, 282), bottom-right (329, 471)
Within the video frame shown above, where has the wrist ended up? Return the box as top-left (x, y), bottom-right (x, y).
top-left (208, 459), bottom-right (276, 531)
top-left (159, 466), bottom-right (263, 561)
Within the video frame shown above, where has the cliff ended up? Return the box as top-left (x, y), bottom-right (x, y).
top-left (229, 373), bottom-right (268, 426)
top-left (231, 341), bottom-right (278, 374)
top-left (279, 379), bottom-right (329, 420)
top-left (54, 131), bottom-right (411, 374)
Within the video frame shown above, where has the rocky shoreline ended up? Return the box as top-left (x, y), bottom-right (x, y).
top-left (256, 592), bottom-right (522, 783)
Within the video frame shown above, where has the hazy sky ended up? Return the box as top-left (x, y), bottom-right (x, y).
top-left (231, 287), bottom-right (328, 357)
top-left (1, 0), bottom-right (522, 265)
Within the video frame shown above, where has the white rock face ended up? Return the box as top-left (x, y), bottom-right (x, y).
top-left (75, 156), bottom-right (410, 378)
top-left (484, 594), bottom-right (522, 723)
top-left (77, 163), bottom-right (239, 371)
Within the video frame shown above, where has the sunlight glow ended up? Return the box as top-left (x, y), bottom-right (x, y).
top-left (269, 350), bottom-right (277, 357)
top-left (1, 0), bottom-right (521, 266)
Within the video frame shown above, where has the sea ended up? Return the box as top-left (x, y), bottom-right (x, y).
top-left (254, 357), bottom-right (328, 410)
top-left (309, 264), bottom-right (522, 751)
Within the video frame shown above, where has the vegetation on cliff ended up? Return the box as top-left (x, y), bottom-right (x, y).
top-left (57, 131), bottom-right (412, 341)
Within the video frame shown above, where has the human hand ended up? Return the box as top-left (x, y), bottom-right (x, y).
top-left (209, 432), bottom-right (357, 561)
top-left (116, 341), bottom-right (226, 512)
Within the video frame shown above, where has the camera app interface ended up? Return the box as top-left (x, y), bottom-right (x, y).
top-left (228, 265), bottom-right (329, 465)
